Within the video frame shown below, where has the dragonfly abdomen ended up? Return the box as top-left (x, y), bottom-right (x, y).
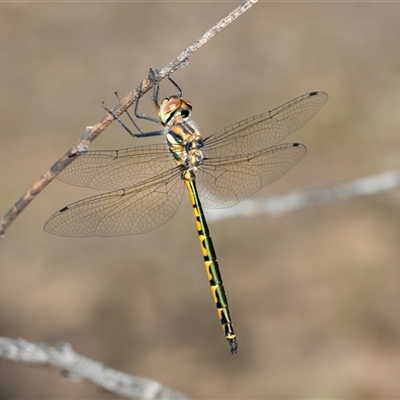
top-left (184, 177), bottom-right (238, 354)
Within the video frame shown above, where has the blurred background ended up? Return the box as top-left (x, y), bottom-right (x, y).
top-left (1, 2), bottom-right (400, 398)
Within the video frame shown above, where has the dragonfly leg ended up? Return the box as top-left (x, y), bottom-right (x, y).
top-left (133, 74), bottom-right (160, 124)
top-left (101, 79), bottom-right (165, 139)
top-left (149, 68), bottom-right (182, 102)
top-left (166, 76), bottom-right (182, 98)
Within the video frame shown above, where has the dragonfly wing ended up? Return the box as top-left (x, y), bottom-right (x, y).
top-left (197, 143), bottom-right (307, 208)
top-left (44, 169), bottom-right (184, 237)
top-left (203, 92), bottom-right (327, 157)
top-left (57, 144), bottom-right (171, 190)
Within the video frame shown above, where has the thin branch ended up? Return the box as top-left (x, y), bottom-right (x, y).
top-left (0, 337), bottom-right (189, 400)
top-left (0, 0), bottom-right (258, 237)
top-left (207, 169), bottom-right (400, 222)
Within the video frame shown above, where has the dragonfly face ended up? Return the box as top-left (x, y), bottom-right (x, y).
top-left (44, 75), bottom-right (328, 354)
top-left (156, 95), bottom-right (193, 126)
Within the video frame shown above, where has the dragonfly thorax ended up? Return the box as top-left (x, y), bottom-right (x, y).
top-left (166, 120), bottom-right (204, 177)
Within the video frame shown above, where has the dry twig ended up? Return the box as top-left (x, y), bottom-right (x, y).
top-left (0, 337), bottom-right (189, 400)
top-left (208, 169), bottom-right (400, 221)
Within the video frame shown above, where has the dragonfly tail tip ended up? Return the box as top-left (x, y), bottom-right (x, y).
top-left (228, 338), bottom-right (238, 355)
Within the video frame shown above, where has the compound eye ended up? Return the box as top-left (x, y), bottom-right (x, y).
top-left (166, 98), bottom-right (181, 113)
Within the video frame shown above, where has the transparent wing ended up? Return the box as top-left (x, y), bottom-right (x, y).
top-left (44, 169), bottom-right (183, 237)
top-left (57, 144), bottom-right (171, 190)
top-left (197, 143), bottom-right (306, 208)
top-left (203, 92), bottom-right (327, 157)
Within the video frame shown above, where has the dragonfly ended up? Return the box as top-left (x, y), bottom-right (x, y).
top-left (44, 71), bottom-right (328, 354)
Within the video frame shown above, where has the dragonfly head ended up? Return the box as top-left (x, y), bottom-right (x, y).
top-left (157, 96), bottom-right (192, 126)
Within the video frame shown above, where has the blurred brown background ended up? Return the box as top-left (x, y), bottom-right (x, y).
top-left (2, 2), bottom-right (400, 398)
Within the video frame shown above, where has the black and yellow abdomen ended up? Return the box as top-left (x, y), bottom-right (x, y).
top-left (184, 175), bottom-right (237, 354)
